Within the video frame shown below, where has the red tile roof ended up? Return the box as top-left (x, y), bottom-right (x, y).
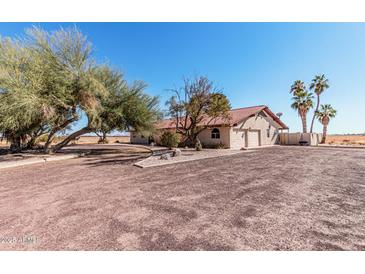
top-left (155, 105), bottom-right (288, 130)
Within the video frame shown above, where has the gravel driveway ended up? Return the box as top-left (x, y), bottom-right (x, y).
top-left (0, 146), bottom-right (364, 250)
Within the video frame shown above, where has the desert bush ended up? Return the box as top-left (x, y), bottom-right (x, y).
top-left (35, 134), bottom-right (49, 143)
top-left (160, 131), bottom-right (180, 149)
top-left (204, 142), bottom-right (227, 149)
top-left (98, 138), bottom-right (109, 144)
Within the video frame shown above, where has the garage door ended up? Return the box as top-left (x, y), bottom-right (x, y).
top-left (247, 130), bottom-right (260, 147)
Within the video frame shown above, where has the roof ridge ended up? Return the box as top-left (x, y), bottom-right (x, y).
top-left (155, 104), bottom-right (288, 129)
top-left (229, 105), bottom-right (266, 111)
top-left (161, 105), bottom-right (267, 121)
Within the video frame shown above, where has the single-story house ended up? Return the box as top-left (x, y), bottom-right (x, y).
top-left (130, 105), bottom-right (288, 149)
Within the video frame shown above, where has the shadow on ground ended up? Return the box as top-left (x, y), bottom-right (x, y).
top-left (82, 154), bottom-right (150, 167)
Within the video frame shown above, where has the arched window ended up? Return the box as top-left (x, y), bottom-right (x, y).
top-left (211, 128), bottom-right (220, 139)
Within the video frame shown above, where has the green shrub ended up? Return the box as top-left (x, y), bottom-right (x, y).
top-left (204, 142), bottom-right (227, 149)
top-left (160, 131), bottom-right (180, 149)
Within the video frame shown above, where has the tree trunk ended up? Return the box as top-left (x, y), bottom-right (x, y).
top-left (9, 136), bottom-right (21, 152)
top-left (184, 130), bottom-right (199, 147)
top-left (51, 127), bottom-right (92, 153)
top-left (98, 132), bottom-right (108, 144)
top-left (44, 131), bottom-right (56, 153)
top-left (24, 125), bottom-right (47, 150)
top-left (309, 94), bottom-right (320, 133)
top-left (300, 111), bottom-right (307, 133)
top-left (25, 136), bottom-right (37, 149)
top-left (321, 123), bottom-right (328, 144)
top-left (44, 110), bottom-right (78, 152)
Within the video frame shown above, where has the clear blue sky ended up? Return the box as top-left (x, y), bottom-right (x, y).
top-left (1, 23), bottom-right (364, 134)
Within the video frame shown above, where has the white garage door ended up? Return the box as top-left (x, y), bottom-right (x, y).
top-left (247, 130), bottom-right (260, 147)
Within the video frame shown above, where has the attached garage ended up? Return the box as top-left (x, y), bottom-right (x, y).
top-left (246, 129), bottom-right (261, 148)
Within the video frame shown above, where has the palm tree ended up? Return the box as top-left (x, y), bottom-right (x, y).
top-left (291, 91), bottom-right (314, 133)
top-left (315, 104), bottom-right (337, 144)
top-left (309, 74), bottom-right (329, 133)
top-left (290, 80), bottom-right (306, 96)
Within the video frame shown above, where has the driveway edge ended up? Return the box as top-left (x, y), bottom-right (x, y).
top-left (0, 154), bottom-right (80, 169)
top-left (134, 150), bottom-right (249, 168)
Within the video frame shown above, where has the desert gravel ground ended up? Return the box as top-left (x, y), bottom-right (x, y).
top-left (0, 145), bottom-right (364, 250)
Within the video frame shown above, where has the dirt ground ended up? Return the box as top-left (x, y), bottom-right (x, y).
top-left (0, 146), bottom-right (364, 250)
top-left (0, 135), bottom-right (130, 149)
top-left (326, 135), bottom-right (365, 146)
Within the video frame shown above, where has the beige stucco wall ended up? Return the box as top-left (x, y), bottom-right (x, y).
top-left (229, 111), bottom-right (281, 149)
top-left (230, 126), bottom-right (246, 149)
top-left (197, 127), bottom-right (231, 148)
top-left (279, 133), bottom-right (322, 146)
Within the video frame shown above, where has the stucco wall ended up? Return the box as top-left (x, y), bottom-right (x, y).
top-left (279, 133), bottom-right (322, 146)
top-left (241, 113), bottom-right (279, 145)
top-left (197, 127), bottom-right (231, 148)
top-left (229, 111), bottom-right (281, 149)
top-left (230, 126), bottom-right (246, 149)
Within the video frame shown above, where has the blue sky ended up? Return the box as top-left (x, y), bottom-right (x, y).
top-left (1, 23), bottom-right (364, 134)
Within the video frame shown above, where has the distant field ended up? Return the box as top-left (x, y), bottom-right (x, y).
top-left (326, 135), bottom-right (365, 146)
top-left (0, 140), bottom-right (7, 148)
top-left (74, 136), bottom-right (130, 144)
top-left (0, 135), bottom-right (130, 148)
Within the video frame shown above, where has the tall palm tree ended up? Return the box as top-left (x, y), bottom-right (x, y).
top-left (290, 80), bottom-right (306, 96)
top-left (291, 91), bottom-right (314, 133)
top-left (309, 74), bottom-right (329, 133)
top-left (315, 104), bottom-right (337, 144)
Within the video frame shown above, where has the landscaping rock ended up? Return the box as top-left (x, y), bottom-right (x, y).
top-left (160, 153), bottom-right (171, 160)
top-left (172, 148), bottom-right (181, 157)
top-left (195, 139), bottom-right (203, 151)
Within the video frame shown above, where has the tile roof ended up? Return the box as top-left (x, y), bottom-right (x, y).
top-left (155, 105), bottom-right (288, 129)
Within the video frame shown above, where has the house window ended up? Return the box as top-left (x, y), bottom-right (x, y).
top-left (267, 125), bottom-right (271, 138)
top-left (211, 128), bottom-right (220, 139)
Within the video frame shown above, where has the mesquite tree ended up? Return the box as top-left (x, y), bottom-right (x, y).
top-left (0, 26), bottom-right (161, 153)
top-left (166, 76), bottom-right (231, 146)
